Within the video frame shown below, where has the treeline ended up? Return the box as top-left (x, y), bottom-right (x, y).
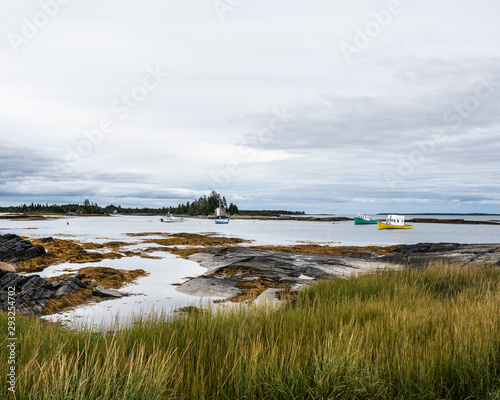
top-left (169, 191), bottom-right (239, 216)
top-left (0, 192), bottom-right (239, 216)
top-left (0, 201), bottom-right (111, 215)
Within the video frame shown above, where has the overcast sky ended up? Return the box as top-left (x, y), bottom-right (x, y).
top-left (1, 0), bottom-right (499, 213)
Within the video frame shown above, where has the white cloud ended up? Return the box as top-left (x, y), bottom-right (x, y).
top-left (231, 194), bottom-right (252, 201)
top-left (0, 0), bottom-right (499, 212)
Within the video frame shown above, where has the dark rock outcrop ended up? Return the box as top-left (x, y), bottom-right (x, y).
top-left (177, 246), bottom-right (397, 301)
top-left (177, 243), bottom-right (500, 302)
top-left (53, 275), bottom-right (88, 297)
top-left (0, 234), bottom-right (46, 262)
top-left (54, 284), bottom-right (76, 297)
top-left (380, 243), bottom-right (500, 266)
top-left (0, 269), bottom-right (87, 316)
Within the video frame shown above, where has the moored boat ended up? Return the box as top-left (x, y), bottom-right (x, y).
top-left (377, 215), bottom-right (413, 229)
top-left (160, 213), bottom-right (184, 223)
top-left (214, 206), bottom-right (229, 224)
top-left (354, 213), bottom-right (378, 224)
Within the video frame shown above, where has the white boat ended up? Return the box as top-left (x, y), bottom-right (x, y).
top-left (377, 214), bottom-right (413, 229)
top-left (160, 213), bottom-right (184, 223)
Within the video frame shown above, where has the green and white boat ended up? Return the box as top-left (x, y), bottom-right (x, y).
top-left (354, 213), bottom-right (378, 225)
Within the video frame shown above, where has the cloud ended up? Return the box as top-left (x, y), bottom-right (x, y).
top-left (239, 58), bottom-right (500, 153)
top-left (1, 1), bottom-right (500, 213)
top-left (0, 141), bottom-right (209, 206)
top-left (231, 194), bottom-right (252, 201)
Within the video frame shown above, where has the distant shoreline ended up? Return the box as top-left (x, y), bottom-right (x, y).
top-left (377, 213), bottom-right (500, 216)
top-left (1, 213), bottom-right (500, 225)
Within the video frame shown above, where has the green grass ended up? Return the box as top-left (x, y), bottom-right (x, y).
top-left (2, 262), bottom-right (500, 399)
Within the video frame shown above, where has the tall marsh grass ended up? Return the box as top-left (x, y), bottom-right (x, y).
top-left (2, 262), bottom-right (500, 399)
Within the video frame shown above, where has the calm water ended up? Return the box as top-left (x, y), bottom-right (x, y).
top-left (1, 214), bottom-right (499, 246)
top-left (1, 214), bottom-right (499, 326)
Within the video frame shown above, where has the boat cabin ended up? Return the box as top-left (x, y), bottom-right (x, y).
top-left (385, 215), bottom-right (405, 226)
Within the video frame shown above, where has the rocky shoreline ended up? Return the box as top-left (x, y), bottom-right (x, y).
top-left (0, 269), bottom-right (123, 315)
top-left (0, 234), bottom-right (146, 316)
top-left (176, 243), bottom-right (500, 303)
top-left (2, 231), bottom-right (500, 316)
top-left (0, 233), bottom-right (46, 263)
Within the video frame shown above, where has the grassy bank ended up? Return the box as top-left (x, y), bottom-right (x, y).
top-left (2, 262), bottom-right (500, 399)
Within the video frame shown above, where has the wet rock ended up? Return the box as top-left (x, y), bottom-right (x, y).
top-left (0, 234), bottom-right (46, 262)
top-left (0, 270), bottom-right (53, 315)
top-left (64, 276), bottom-right (87, 289)
top-left (23, 287), bottom-right (54, 301)
top-left (380, 243), bottom-right (500, 266)
top-left (54, 276), bottom-right (87, 297)
top-left (0, 246), bottom-right (15, 261)
top-left (0, 271), bottom-right (29, 290)
top-left (178, 275), bottom-right (241, 298)
top-left (93, 286), bottom-right (123, 298)
top-left (25, 245), bottom-right (46, 259)
top-left (20, 275), bottom-right (53, 292)
top-left (51, 281), bottom-right (62, 290)
top-left (0, 268), bottom-right (88, 315)
top-left (55, 284), bottom-right (77, 297)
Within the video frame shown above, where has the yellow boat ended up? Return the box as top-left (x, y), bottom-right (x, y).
top-left (377, 215), bottom-right (413, 229)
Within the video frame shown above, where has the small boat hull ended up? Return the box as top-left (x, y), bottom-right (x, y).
top-left (215, 219), bottom-right (229, 224)
top-left (377, 221), bottom-right (413, 229)
top-left (354, 217), bottom-right (378, 225)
